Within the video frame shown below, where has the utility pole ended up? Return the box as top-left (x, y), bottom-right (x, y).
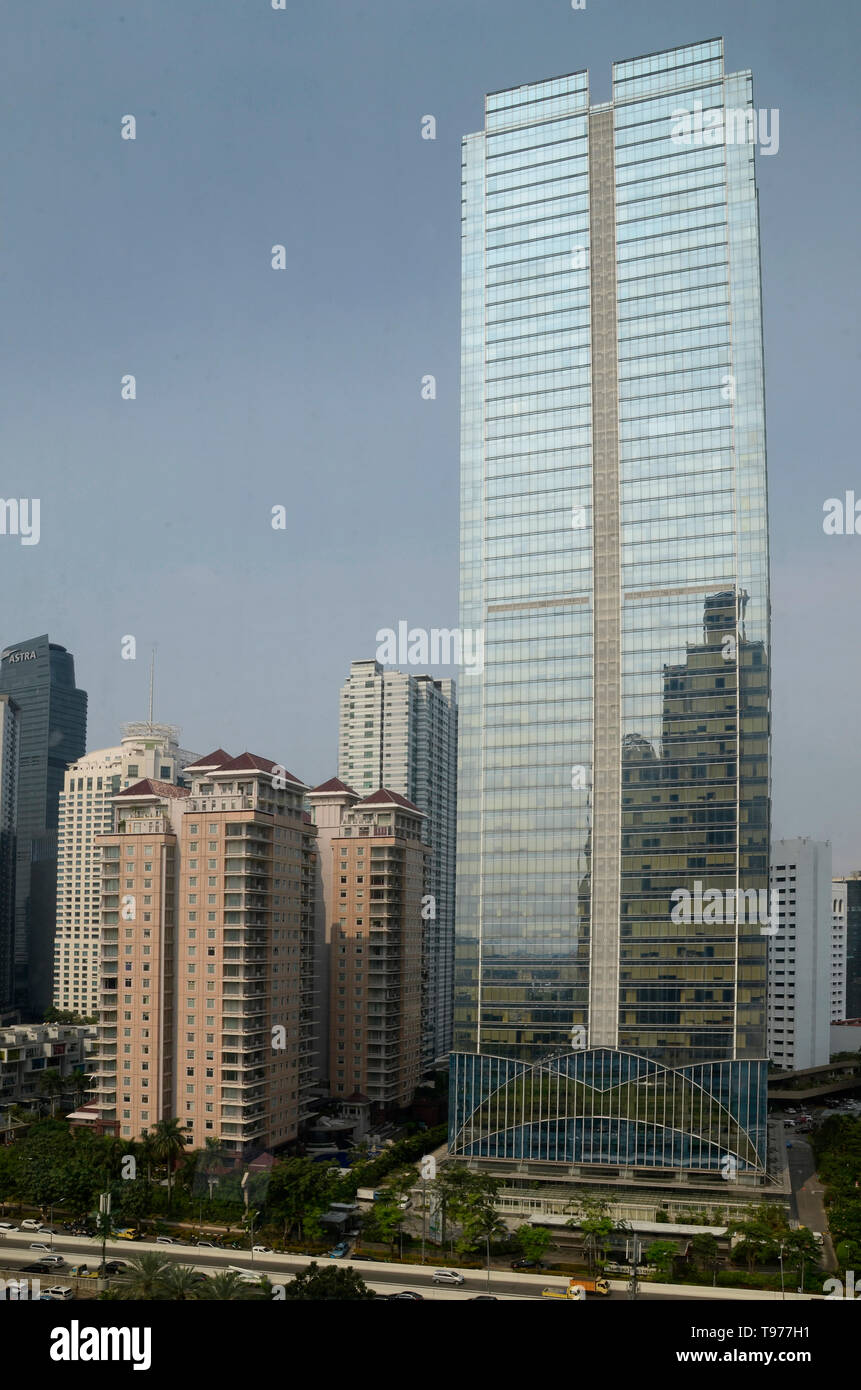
top-left (98, 1191), bottom-right (112, 1275)
top-left (627, 1236), bottom-right (642, 1301)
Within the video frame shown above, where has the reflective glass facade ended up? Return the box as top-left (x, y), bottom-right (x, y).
top-left (454, 41), bottom-right (769, 1169)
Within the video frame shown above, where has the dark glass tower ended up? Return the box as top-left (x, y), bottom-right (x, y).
top-left (452, 40), bottom-right (770, 1173)
top-left (0, 635), bottom-right (87, 1013)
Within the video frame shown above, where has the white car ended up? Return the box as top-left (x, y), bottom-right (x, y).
top-left (0, 1222), bottom-right (16, 1233)
top-left (252, 1245), bottom-right (272, 1254)
top-left (44, 1285), bottom-right (74, 1301)
top-left (35, 1252), bottom-right (65, 1266)
top-left (432, 1269), bottom-right (465, 1286)
top-left (20, 1219), bottom-right (43, 1232)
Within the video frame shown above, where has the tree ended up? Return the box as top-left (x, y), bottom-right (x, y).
top-left (362, 1198), bottom-right (405, 1254)
top-left (267, 1157), bottom-right (338, 1242)
top-left (515, 1224), bottom-right (552, 1264)
top-left (160, 1264), bottom-right (207, 1301)
top-left (197, 1271), bottom-right (264, 1301)
top-left (566, 1196), bottom-right (615, 1273)
top-left (151, 1119), bottom-right (187, 1208)
top-left (644, 1240), bottom-right (677, 1280)
top-left (112, 1175), bottom-right (153, 1230)
top-left (690, 1232), bottom-right (720, 1282)
top-left (281, 1262), bottom-right (375, 1300)
top-left (118, 1252), bottom-right (174, 1300)
top-left (37, 1069), bottom-right (66, 1117)
top-left (728, 1208), bottom-right (784, 1275)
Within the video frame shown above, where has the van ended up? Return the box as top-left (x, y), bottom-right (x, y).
top-left (45, 1285), bottom-right (74, 1301)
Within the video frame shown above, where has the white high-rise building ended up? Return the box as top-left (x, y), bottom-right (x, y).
top-left (0, 694), bottom-right (20, 1015)
top-left (830, 881), bottom-right (848, 1023)
top-left (768, 839), bottom-right (832, 1070)
top-left (338, 659), bottom-right (456, 1064)
top-left (53, 724), bottom-right (197, 1017)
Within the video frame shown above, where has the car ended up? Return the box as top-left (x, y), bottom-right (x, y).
top-left (470, 1295), bottom-right (499, 1300)
top-left (511, 1258), bottom-right (540, 1270)
top-left (0, 1221), bottom-right (17, 1232)
top-left (114, 1230), bottom-right (138, 1241)
top-left (20, 1219), bottom-right (43, 1231)
top-left (387, 1291), bottom-right (424, 1299)
top-left (197, 1240), bottom-right (219, 1249)
top-left (397, 1197), bottom-right (411, 1210)
top-left (155, 1235), bottom-right (176, 1245)
top-left (70, 1264), bottom-right (98, 1278)
top-left (22, 1261), bottom-right (52, 1274)
top-left (432, 1269), bottom-right (465, 1286)
top-left (44, 1285), bottom-right (74, 1301)
top-left (29, 1242), bottom-right (52, 1253)
top-left (252, 1245), bottom-right (272, 1254)
top-left (329, 1242), bottom-right (350, 1259)
top-left (811, 1231), bottom-right (823, 1243)
top-left (38, 1254), bottom-right (66, 1266)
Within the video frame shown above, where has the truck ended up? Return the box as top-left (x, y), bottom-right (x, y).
top-left (356, 1188), bottom-right (382, 1203)
top-left (541, 1277), bottom-right (610, 1299)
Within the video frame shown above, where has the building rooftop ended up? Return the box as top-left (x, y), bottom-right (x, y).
top-left (357, 788), bottom-right (423, 813)
top-left (115, 779), bottom-right (191, 800)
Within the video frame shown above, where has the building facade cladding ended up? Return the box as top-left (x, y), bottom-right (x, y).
top-left (93, 754), bottom-right (316, 1156)
top-left (454, 41), bottom-right (770, 1170)
top-left (0, 695), bottom-right (20, 1013)
top-left (0, 636), bottom-right (87, 1012)
top-left (327, 797), bottom-right (429, 1108)
top-left (53, 728), bottom-right (198, 1019)
top-left (833, 875), bottom-right (861, 1022)
top-left (767, 840), bottom-right (832, 1070)
top-left (338, 660), bottom-right (457, 1065)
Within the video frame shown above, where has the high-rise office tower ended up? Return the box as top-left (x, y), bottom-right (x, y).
top-left (830, 881), bottom-right (848, 1023)
top-left (767, 840), bottom-right (832, 1070)
top-left (309, 776), bottom-right (360, 1083)
top-left (0, 636), bottom-right (87, 1014)
top-left (452, 40), bottom-right (770, 1174)
top-left (0, 694), bottom-right (21, 1015)
top-left (309, 784), bottom-right (428, 1107)
top-left (53, 724), bottom-right (198, 1018)
top-left (832, 873), bottom-right (861, 1020)
top-left (338, 659), bottom-right (457, 1064)
top-left (92, 750), bottom-right (316, 1154)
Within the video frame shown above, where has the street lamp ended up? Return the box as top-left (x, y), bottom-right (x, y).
top-left (778, 1242), bottom-right (785, 1300)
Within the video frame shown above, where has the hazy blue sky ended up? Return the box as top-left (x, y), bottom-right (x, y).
top-left (2, 0), bottom-right (859, 865)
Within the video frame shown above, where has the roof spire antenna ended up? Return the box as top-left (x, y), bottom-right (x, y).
top-left (148, 646), bottom-right (156, 727)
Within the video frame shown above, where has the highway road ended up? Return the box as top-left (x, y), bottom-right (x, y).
top-left (0, 1231), bottom-right (815, 1301)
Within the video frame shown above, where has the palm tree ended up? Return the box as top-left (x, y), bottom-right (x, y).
top-left (151, 1119), bottom-right (187, 1208)
top-left (118, 1252), bottom-right (174, 1300)
top-left (160, 1264), bottom-right (205, 1301)
top-left (138, 1132), bottom-right (157, 1185)
top-left (37, 1069), bottom-right (66, 1117)
top-left (196, 1271), bottom-right (263, 1301)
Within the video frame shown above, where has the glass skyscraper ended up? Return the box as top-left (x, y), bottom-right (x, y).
top-left (0, 635), bottom-right (88, 1014)
top-left (452, 39), bottom-right (770, 1173)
